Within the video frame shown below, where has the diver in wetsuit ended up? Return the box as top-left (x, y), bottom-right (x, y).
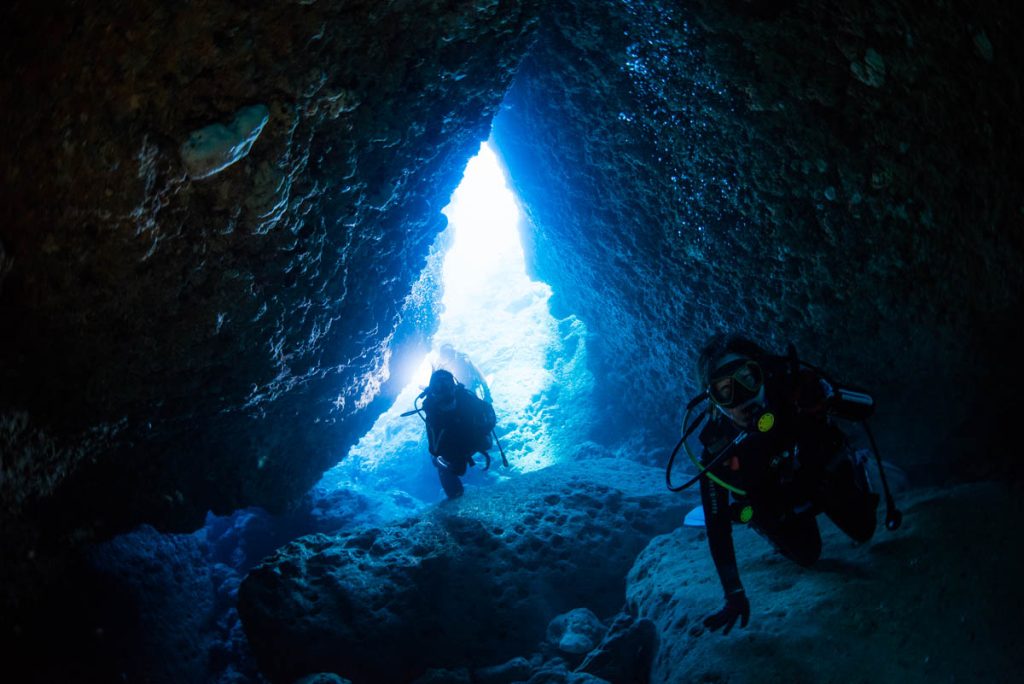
top-left (693, 334), bottom-right (879, 634)
top-left (421, 369), bottom-right (496, 499)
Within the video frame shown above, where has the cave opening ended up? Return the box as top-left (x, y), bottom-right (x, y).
top-left (315, 141), bottom-right (589, 506)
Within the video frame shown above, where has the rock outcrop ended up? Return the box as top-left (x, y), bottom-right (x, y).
top-left (87, 527), bottom-right (220, 684)
top-left (1, 0), bottom-right (541, 625)
top-left (493, 0), bottom-right (1024, 477)
top-left (626, 483), bottom-right (1024, 683)
top-left (238, 459), bottom-right (694, 683)
top-left (547, 608), bottom-right (605, 655)
top-left (0, 0), bottom-right (541, 538)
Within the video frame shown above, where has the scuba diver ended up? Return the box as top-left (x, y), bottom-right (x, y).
top-left (667, 333), bottom-right (901, 635)
top-left (438, 343), bottom-right (492, 403)
top-left (413, 369), bottom-right (500, 499)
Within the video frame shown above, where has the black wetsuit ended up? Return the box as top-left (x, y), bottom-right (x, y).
top-left (698, 359), bottom-right (878, 597)
top-left (424, 386), bottom-right (494, 499)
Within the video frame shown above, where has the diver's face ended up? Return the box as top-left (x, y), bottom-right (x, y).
top-left (710, 359), bottom-right (764, 429)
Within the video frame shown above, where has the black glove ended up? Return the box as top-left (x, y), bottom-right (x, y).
top-left (703, 590), bottom-right (750, 635)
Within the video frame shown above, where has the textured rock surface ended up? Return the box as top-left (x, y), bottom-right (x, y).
top-left (476, 657), bottom-right (534, 684)
top-left (86, 524), bottom-right (272, 684)
top-left (493, 0), bottom-right (1024, 476)
top-left (575, 612), bottom-right (657, 684)
top-left (87, 527), bottom-right (218, 684)
top-left (626, 483), bottom-right (1024, 683)
top-left (524, 671), bottom-right (609, 684)
top-left (547, 607), bottom-right (605, 654)
top-left (180, 103), bottom-right (272, 180)
top-left (1, 0), bottom-right (540, 619)
top-left (238, 459), bottom-right (694, 682)
top-left (295, 675), bottom-right (352, 684)
top-left (0, 0), bottom-right (540, 531)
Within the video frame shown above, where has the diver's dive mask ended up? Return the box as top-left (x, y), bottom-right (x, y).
top-left (708, 357), bottom-right (764, 409)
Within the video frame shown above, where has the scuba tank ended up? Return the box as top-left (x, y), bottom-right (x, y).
top-left (793, 355), bottom-right (902, 530)
top-left (824, 385), bottom-right (875, 421)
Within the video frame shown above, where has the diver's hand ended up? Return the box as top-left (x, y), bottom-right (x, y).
top-left (703, 590), bottom-right (750, 635)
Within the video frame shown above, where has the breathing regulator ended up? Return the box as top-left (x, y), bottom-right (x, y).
top-left (666, 345), bottom-right (902, 532)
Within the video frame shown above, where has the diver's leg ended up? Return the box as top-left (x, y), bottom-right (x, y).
top-left (752, 511), bottom-right (822, 567)
top-left (437, 465), bottom-right (464, 499)
top-left (449, 457), bottom-right (468, 477)
top-left (822, 457), bottom-right (879, 543)
top-left (433, 456), bottom-right (465, 499)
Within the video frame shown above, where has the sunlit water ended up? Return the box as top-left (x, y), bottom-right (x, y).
top-left (323, 142), bottom-right (570, 501)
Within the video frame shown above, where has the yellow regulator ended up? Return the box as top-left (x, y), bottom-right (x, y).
top-left (757, 411), bottom-right (776, 433)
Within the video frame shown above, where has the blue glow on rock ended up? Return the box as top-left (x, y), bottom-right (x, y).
top-left (321, 142), bottom-right (593, 502)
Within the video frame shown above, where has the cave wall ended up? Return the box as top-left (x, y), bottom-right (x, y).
top-left (493, 0), bottom-right (1024, 475)
top-left (0, 0), bottom-right (542, 608)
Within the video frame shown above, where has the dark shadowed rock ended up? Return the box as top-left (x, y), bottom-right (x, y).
top-left (0, 0), bottom-right (542, 548)
top-left (87, 526), bottom-right (216, 684)
top-left (576, 613), bottom-right (657, 684)
top-left (411, 668), bottom-right (472, 684)
top-left (295, 675), bottom-right (351, 684)
top-left (238, 459), bottom-right (694, 683)
top-left (475, 656), bottom-right (534, 684)
top-left (526, 668), bottom-right (611, 684)
top-left (0, 0), bottom-right (542, 653)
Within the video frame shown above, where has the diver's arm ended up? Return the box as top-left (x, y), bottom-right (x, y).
top-left (700, 474), bottom-right (743, 596)
top-left (699, 468), bottom-right (751, 634)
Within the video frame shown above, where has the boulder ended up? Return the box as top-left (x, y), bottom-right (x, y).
top-left (294, 675), bottom-right (352, 684)
top-left (239, 459), bottom-right (694, 682)
top-left (411, 669), bottom-right (471, 684)
top-left (87, 526), bottom-right (215, 684)
top-left (525, 668), bottom-right (610, 684)
top-left (475, 656), bottom-right (534, 684)
top-left (547, 608), bottom-right (605, 655)
top-left (576, 613), bottom-right (657, 684)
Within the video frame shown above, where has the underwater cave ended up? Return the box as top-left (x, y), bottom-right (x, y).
top-left (1, 1), bottom-right (1022, 682)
